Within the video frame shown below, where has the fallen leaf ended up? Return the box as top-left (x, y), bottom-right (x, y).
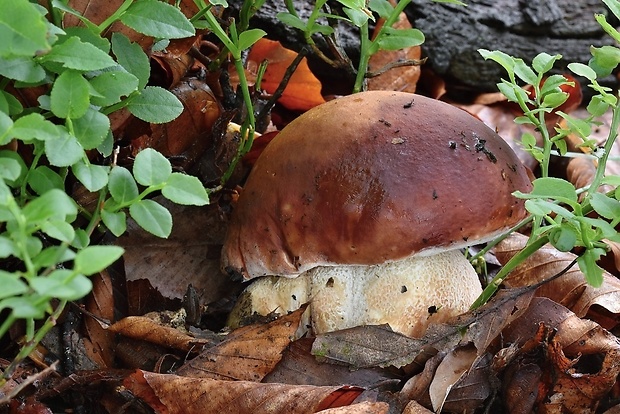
top-left (107, 313), bottom-right (208, 353)
top-left (497, 233), bottom-right (620, 325)
top-left (367, 4), bottom-right (422, 93)
top-left (263, 337), bottom-right (400, 387)
top-left (428, 344), bottom-right (478, 412)
top-left (175, 307), bottom-right (305, 381)
top-left (83, 269), bottom-right (116, 368)
top-left (124, 369), bottom-right (364, 414)
top-left (401, 400), bottom-right (434, 414)
top-left (317, 401), bottom-right (389, 413)
top-left (248, 38), bottom-right (325, 111)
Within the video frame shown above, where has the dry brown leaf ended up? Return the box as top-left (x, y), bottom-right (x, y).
top-left (402, 400), bottom-right (433, 414)
top-left (497, 233), bottom-right (620, 325)
top-left (367, 5), bottom-right (421, 93)
top-left (123, 369), bottom-right (364, 414)
top-left (175, 307), bottom-right (305, 381)
top-left (127, 78), bottom-right (221, 166)
top-left (263, 337), bottom-right (399, 387)
top-left (107, 312), bottom-right (209, 353)
top-left (428, 344), bottom-right (478, 412)
top-left (83, 269), bottom-right (116, 368)
top-left (500, 297), bottom-right (620, 413)
top-left (118, 200), bottom-right (235, 313)
top-left (247, 38), bottom-right (325, 111)
top-left (317, 401), bottom-right (389, 413)
top-left (438, 353), bottom-right (494, 413)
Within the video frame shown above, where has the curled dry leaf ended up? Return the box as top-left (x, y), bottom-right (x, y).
top-left (247, 38), bottom-right (326, 111)
top-left (497, 233), bottom-right (620, 326)
top-left (107, 313), bottom-right (209, 353)
top-left (124, 369), bottom-right (364, 414)
top-left (175, 307), bottom-right (305, 381)
top-left (83, 269), bottom-right (116, 368)
top-left (501, 297), bottom-right (620, 413)
top-left (428, 344), bottom-right (478, 412)
top-left (402, 400), bottom-right (434, 414)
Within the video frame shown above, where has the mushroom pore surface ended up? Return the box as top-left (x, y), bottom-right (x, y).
top-left (221, 91), bottom-right (532, 280)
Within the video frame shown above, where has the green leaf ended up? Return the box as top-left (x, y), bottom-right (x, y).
top-left (1, 90), bottom-right (23, 116)
top-left (589, 45), bottom-right (620, 77)
top-left (72, 161), bottom-right (109, 192)
top-left (587, 95), bottom-right (610, 117)
top-left (101, 209), bottom-right (127, 237)
top-left (0, 56), bottom-right (46, 83)
top-left (42, 36), bottom-right (116, 71)
top-left (63, 27), bottom-right (110, 52)
top-left (30, 269), bottom-right (93, 301)
top-left (22, 188), bottom-right (78, 223)
top-left (50, 70), bottom-right (91, 119)
top-left (89, 70), bottom-right (139, 107)
top-left (343, 7), bottom-right (371, 27)
top-left (376, 27), bottom-right (424, 51)
top-left (129, 199), bottom-right (172, 238)
top-left (0, 157), bottom-right (22, 182)
top-left (531, 52), bottom-right (561, 74)
top-left (577, 248), bottom-right (605, 287)
top-left (11, 113), bottom-right (60, 143)
top-left (108, 166), bottom-right (139, 204)
top-left (133, 148), bottom-right (172, 186)
top-left (112, 33), bottom-right (150, 90)
top-left (28, 165), bottom-right (64, 194)
top-left (549, 225), bottom-right (577, 252)
top-left (0, 296), bottom-right (47, 319)
top-left (0, 236), bottom-right (17, 258)
top-left (540, 74), bottom-right (570, 97)
top-left (44, 128), bottom-right (84, 167)
top-left (542, 92), bottom-right (569, 108)
top-left (568, 62), bottom-right (597, 81)
top-left (0, 112), bottom-right (14, 145)
top-left (72, 108), bottom-right (110, 149)
top-left (0, 150), bottom-right (26, 187)
top-left (556, 112), bottom-right (592, 139)
top-left (121, 0), bottom-right (195, 39)
top-left (369, 0), bottom-right (394, 18)
top-left (75, 245), bottom-right (124, 275)
top-left (237, 29), bottom-right (266, 52)
top-left (275, 12), bottom-right (308, 31)
top-left (603, 0), bottom-right (620, 21)
top-left (513, 59), bottom-right (537, 85)
top-left (0, 0), bottom-right (50, 58)
top-left (41, 220), bottom-right (75, 243)
top-left (162, 173), bottom-right (209, 205)
top-left (497, 81), bottom-right (529, 104)
top-left (0, 270), bottom-right (28, 299)
top-left (33, 246), bottom-right (75, 268)
top-left (590, 192), bottom-right (620, 220)
top-left (127, 86), bottom-right (183, 123)
top-left (479, 49), bottom-right (516, 78)
top-left (518, 177), bottom-right (578, 204)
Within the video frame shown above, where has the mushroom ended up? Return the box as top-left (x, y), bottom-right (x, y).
top-left (221, 91), bottom-right (532, 337)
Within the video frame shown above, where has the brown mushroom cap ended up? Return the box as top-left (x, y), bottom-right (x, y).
top-left (222, 91), bottom-right (532, 280)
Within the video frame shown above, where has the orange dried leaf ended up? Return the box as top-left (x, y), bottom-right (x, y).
top-left (108, 314), bottom-right (208, 353)
top-left (124, 369), bottom-right (363, 414)
top-left (248, 38), bottom-right (325, 111)
top-left (175, 307), bottom-right (306, 381)
top-left (367, 7), bottom-right (421, 92)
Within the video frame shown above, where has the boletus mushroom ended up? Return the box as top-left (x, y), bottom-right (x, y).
top-left (222, 91), bottom-right (532, 337)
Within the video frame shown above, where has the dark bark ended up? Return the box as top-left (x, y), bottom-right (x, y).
top-left (405, 0), bottom-right (617, 97)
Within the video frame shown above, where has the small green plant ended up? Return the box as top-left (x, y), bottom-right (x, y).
top-left (471, 0), bottom-right (620, 308)
top-left (0, 0), bottom-right (214, 381)
top-left (278, 0), bottom-right (464, 93)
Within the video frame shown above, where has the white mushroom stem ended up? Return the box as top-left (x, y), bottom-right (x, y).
top-left (228, 250), bottom-right (482, 337)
